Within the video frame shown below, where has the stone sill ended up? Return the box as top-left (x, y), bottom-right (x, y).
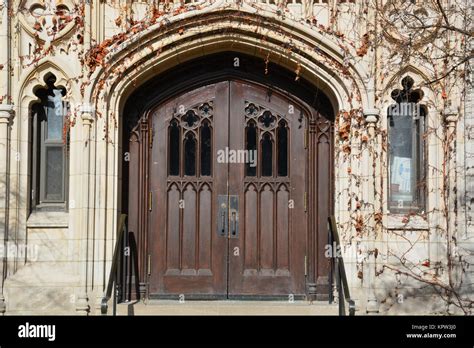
top-left (27, 211), bottom-right (69, 228)
top-left (386, 214), bottom-right (429, 230)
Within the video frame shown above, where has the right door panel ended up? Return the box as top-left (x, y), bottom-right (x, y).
top-left (228, 81), bottom-right (308, 297)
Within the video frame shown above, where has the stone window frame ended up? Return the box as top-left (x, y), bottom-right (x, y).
top-left (29, 73), bottom-right (70, 213)
top-left (386, 75), bottom-right (427, 216)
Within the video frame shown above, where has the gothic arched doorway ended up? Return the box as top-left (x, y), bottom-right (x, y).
top-left (122, 52), bottom-right (334, 300)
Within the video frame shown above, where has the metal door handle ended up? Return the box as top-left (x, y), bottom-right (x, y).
top-left (221, 211), bottom-right (226, 235)
top-left (229, 196), bottom-right (239, 238)
top-left (231, 211), bottom-right (236, 236)
top-left (217, 195), bottom-right (227, 237)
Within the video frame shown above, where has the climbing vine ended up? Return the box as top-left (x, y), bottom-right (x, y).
top-left (1, 0), bottom-right (472, 314)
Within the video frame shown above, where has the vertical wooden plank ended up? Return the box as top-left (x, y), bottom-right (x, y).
top-left (167, 184), bottom-right (180, 271)
top-left (260, 184), bottom-right (274, 270)
top-left (182, 184), bottom-right (197, 272)
top-left (198, 184), bottom-right (212, 270)
top-left (276, 185), bottom-right (289, 272)
top-left (244, 185), bottom-right (258, 272)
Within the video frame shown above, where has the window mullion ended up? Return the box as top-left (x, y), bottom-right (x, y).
top-left (39, 118), bottom-right (46, 204)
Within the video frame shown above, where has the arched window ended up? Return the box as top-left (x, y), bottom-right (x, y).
top-left (30, 74), bottom-right (69, 211)
top-left (200, 121), bottom-right (212, 176)
top-left (277, 121), bottom-right (288, 177)
top-left (261, 133), bottom-right (273, 177)
top-left (167, 102), bottom-right (214, 177)
top-left (244, 105), bottom-right (289, 178)
top-left (168, 119), bottom-right (180, 176)
top-left (388, 76), bottom-right (426, 213)
top-left (184, 132), bottom-right (197, 176)
top-left (245, 121), bottom-right (257, 177)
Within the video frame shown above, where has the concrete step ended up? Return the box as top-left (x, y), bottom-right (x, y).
top-left (115, 300), bottom-right (339, 316)
top-left (4, 262), bottom-right (79, 315)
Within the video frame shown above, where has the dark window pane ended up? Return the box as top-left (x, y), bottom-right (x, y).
top-left (246, 122), bottom-right (257, 176)
top-left (169, 120), bottom-right (180, 175)
top-left (389, 104), bottom-right (414, 210)
top-left (46, 89), bottom-right (64, 140)
top-left (184, 133), bottom-right (196, 176)
top-left (261, 133), bottom-right (273, 177)
top-left (260, 111), bottom-right (275, 128)
top-left (277, 122), bottom-right (288, 176)
top-left (45, 146), bottom-right (63, 200)
top-left (183, 110), bottom-right (198, 128)
top-left (200, 122), bottom-right (212, 176)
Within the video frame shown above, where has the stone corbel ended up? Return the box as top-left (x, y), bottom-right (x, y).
top-left (363, 108), bottom-right (380, 137)
top-left (443, 106), bottom-right (458, 132)
top-left (79, 104), bottom-right (95, 128)
top-left (0, 104), bottom-right (14, 124)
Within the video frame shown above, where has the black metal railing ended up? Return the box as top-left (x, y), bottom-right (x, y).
top-left (328, 215), bottom-right (355, 316)
top-left (101, 214), bottom-right (140, 315)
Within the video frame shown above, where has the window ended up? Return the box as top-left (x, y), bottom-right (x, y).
top-left (200, 121), bottom-right (212, 176)
top-left (244, 103), bottom-right (289, 178)
top-left (30, 74), bottom-right (69, 212)
top-left (184, 133), bottom-right (197, 176)
top-left (277, 121), bottom-right (288, 176)
top-left (168, 102), bottom-right (213, 177)
top-left (168, 120), bottom-right (180, 176)
top-left (388, 76), bottom-right (426, 214)
top-left (245, 121), bottom-right (257, 176)
top-left (261, 133), bottom-right (273, 177)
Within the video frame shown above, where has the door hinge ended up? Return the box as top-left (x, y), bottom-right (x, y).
top-left (304, 255), bottom-right (307, 276)
top-left (148, 191), bottom-right (152, 211)
top-left (304, 191), bottom-right (307, 212)
top-left (147, 254), bottom-right (151, 276)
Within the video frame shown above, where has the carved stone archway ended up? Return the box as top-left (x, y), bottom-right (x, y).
top-left (80, 5), bottom-right (369, 308)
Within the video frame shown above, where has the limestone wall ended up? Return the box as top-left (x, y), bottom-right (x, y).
top-left (0, 0), bottom-right (472, 314)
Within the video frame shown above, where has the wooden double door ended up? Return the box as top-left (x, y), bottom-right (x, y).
top-left (148, 80), bottom-right (308, 298)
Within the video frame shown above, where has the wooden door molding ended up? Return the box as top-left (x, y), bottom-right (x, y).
top-left (128, 117), bottom-right (150, 299)
top-left (308, 114), bottom-right (334, 301)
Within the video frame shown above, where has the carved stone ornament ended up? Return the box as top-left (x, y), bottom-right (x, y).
top-left (381, 0), bottom-right (442, 48)
top-left (19, 0), bottom-right (77, 43)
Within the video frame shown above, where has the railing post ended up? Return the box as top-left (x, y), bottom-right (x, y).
top-left (329, 216), bottom-right (355, 316)
top-left (328, 223), bottom-right (334, 304)
top-left (113, 282), bottom-right (117, 316)
top-left (336, 257), bottom-right (345, 316)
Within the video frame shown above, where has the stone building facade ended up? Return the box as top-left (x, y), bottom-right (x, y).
top-left (0, 0), bottom-right (472, 315)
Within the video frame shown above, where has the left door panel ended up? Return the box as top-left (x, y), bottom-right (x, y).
top-left (148, 81), bottom-right (229, 297)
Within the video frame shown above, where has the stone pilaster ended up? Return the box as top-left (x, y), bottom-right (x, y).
top-left (75, 105), bottom-right (95, 316)
top-left (0, 104), bottom-right (14, 315)
top-left (363, 108), bottom-right (380, 313)
top-left (443, 107), bottom-right (458, 288)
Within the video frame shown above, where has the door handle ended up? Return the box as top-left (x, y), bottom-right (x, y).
top-left (229, 195), bottom-right (239, 238)
top-left (222, 211), bottom-right (227, 235)
top-left (217, 195), bottom-right (238, 238)
top-left (217, 195), bottom-right (227, 237)
top-left (231, 211), bottom-right (236, 236)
